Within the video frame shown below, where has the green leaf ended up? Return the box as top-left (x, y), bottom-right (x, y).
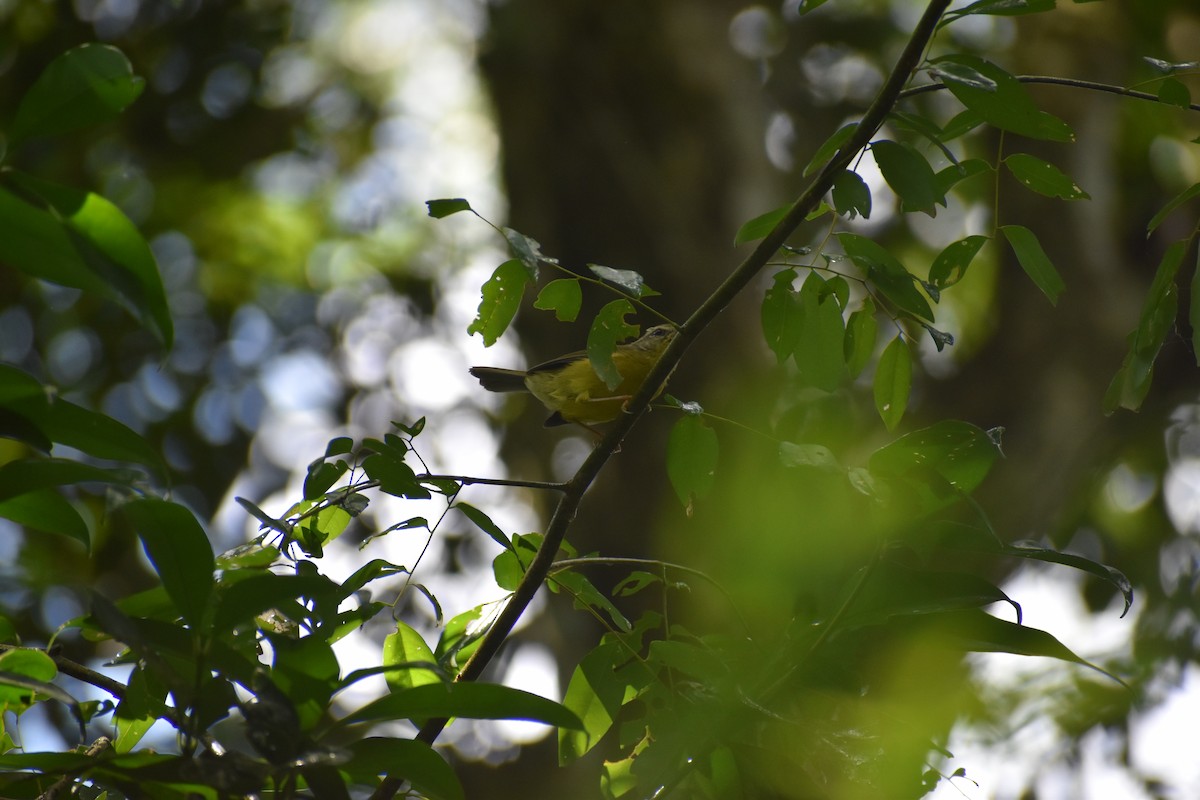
top-left (844, 297), bottom-right (878, 378)
top-left (587, 300), bottom-right (639, 390)
top-left (871, 139), bottom-right (944, 216)
top-left (362, 454), bottom-right (431, 499)
top-left (467, 259), bottom-right (529, 346)
top-left (933, 54), bottom-right (1073, 142)
top-left (113, 665), bottom-right (169, 753)
top-left (869, 420), bottom-right (1002, 495)
top-left (734, 204), bottom-right (789, 245)
top-left (502, 227), bottom-right (549, 278)
top-left (874, 336), bottom-right (911, 431)
top-left (794, 274), bottom-right (846, 392)
top-left (935, 609), bottom-right (1125, 685)
top-left (930, 235), bottom-right (989, 289)
top-left (1104, 240), bottom-right (1188, 412)
top-left (1001, 224), bottom-right (1064, 305)
top-left (8, 171), bottom-right (172, 345)
top-left (344, 738), bottom-right (464, 800)
top-left (1146, 182), bottom-right (1200, 235)
top-left (589, 264), bottom-right (656, 298)
top-left (831, 169), bottom-right (872, 219)
top-left (778, 441), bottom-right (841, 471)
top-left (927, 61), bottom-right (997, 92)
top-left (1005, 153), bottom-right (1089, 200)
top-left (552, 570), bottom-right (631, 632)
top-left (383, 621), bottom-right (443, 694)
top-left (760, 269), bottom-right (802, 363)
top-left (456, 501), bottom-right (512, 550)
top-left (435, 605), bottom-right (488, 669)
top-left (945, 0), bottom-right (1055, 18)
top-left (667, 415), bottom-right (718, 513)
top-left (0, 648), bottom-right (56, 707)
top-left (1193, 248), bottom-right (1200, 368)
top-left (212, 573), bottom-right (336, 631)
top-left (425, 198), bottom-right (472, 218)
top-left (533, 278), bottom-right (583, 322)
top-left (935, 158), bottom-right (991, 196)
top-left (803, 122), bottom-right (858, 177)
top-left (0, 489), bottom-right (90, 547)
top-left (842, 563), bottom-right (1021, 630)
top-left (559, 643), bottom-right (625, 763)
top-left (303, 458), bottom-right (348, 501)
top-left (8, 44), bottom-right (145, 146)
top-left (1157, 77), bottom-right (1191, 109)
top-left (839, 233), bottom-right (934, 321)
top-left (122, 499), bottom-right (215, 629)
top-left (1004, 540), bottom-right (1133, 617)
top-left (340, 682), bottom-right (582, 729)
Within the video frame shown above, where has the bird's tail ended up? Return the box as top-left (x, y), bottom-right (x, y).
top-left (469, 367), bottom-right (528, 393)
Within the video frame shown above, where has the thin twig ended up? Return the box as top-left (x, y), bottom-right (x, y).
top-left (899, 74), bottom-right (1200, 113)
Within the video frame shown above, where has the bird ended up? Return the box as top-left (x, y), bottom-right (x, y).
top-left (469, 324), bottom-right (677, 432)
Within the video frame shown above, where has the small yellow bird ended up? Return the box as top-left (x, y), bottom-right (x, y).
top-left (469, 325), bottom-right (677, 430)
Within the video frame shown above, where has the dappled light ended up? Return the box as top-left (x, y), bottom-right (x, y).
top-left (1, 1), bottom-right (1199, 798)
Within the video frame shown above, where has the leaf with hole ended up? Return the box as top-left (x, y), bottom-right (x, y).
top-left (467, 259), bottom-right (529, 346)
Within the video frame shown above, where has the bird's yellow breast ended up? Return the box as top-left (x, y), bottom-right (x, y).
top-left (523, 349), bottom-right (664, 425)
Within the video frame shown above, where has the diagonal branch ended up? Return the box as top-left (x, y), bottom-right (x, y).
top-left (372, 2), bottom-right (954, 796)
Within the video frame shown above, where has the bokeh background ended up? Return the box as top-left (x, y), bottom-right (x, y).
top-left (2, 0), bottom-right (1199, 797)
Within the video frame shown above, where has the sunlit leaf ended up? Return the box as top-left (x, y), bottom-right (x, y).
top-left (8, 44), bottom-right (144, 146)
top-left (559, 643), bottom-right (624, 763)
top-left (534, 278), bottom-right (582, 322)
top-left (874, 336), bottom-right (911, 431)
top-left (1001, 224), bottom-right (1064, 305)
top-left (467, 259), bottom-right (529, 346)
top-left (552, 570), bottom-right (631, 632)
top-left (383, 621), bottom-right (443, 694)
top-left (113, 665), bottom-right (168, 753)
top-left (435, 605), bottom-right (488, 669)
